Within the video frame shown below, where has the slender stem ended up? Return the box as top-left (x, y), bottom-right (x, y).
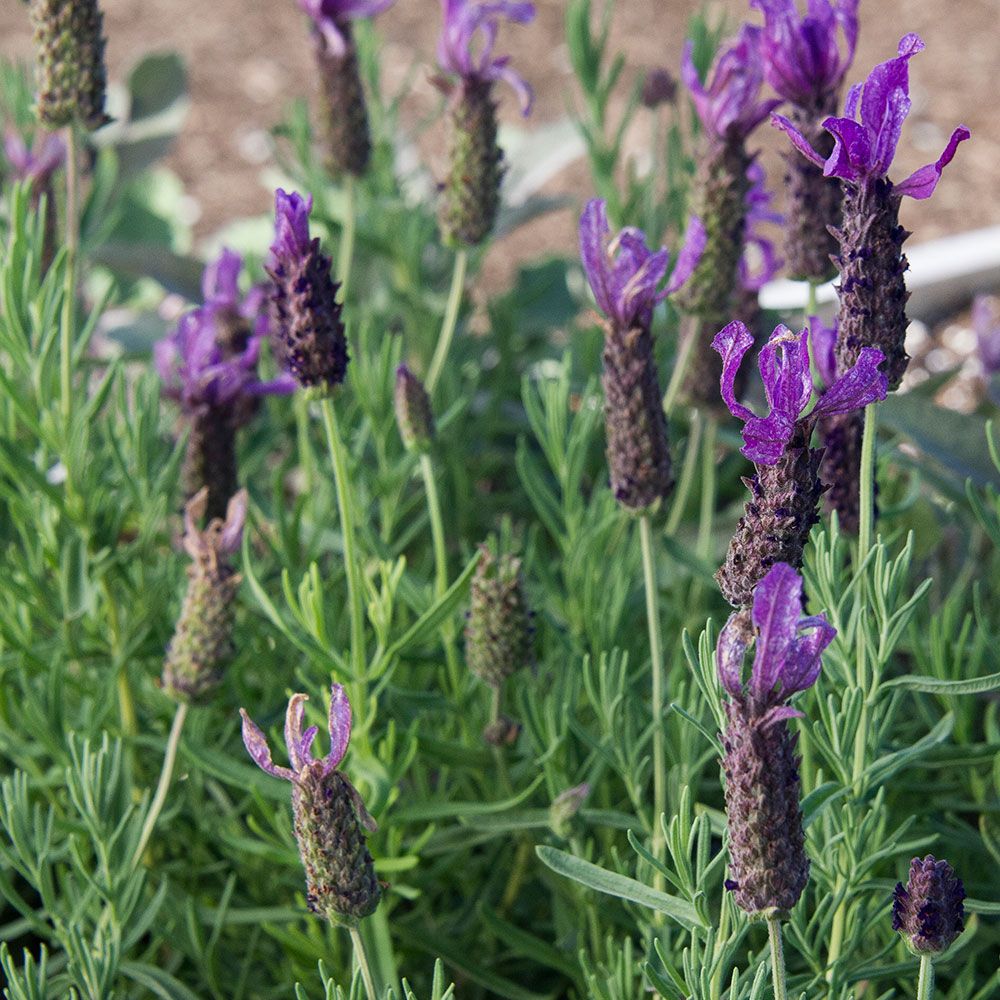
top-left (917, 955), bottom-right (935, 1000)
top-left (805, 279), bottom-right (819, 319)
top-left (419, 452), bottom-right (461, 692)
top-left (131, 702), bottom-right (189, 869)
top-left (499, 838), bottom-right (533, 914)
top-left (294, 394), bottom-right (316, 495)
top-left (320, 397), bottom-right (367, 688)
top-left (348, 925), bottom-right (377, 1000)
top-left (665, 411), bottom-right (702, 536)
top-left (639, 515), bottom-right (666, 882)
top-left (697, 416), bottom-right (718, 562)
top-left (60, 125), bottom-right (79, 429)
top-left (662, 317), bottom-right (701, 417)
top-left (826, 876), bottom-right (847, 984)
top-left (768, 918), bottom-right (788, 1000)
top-left (857, 402), bottom-right (878, 559)
top-left (337, 175), bottom-right (357, 302)
top-left (490, 685), bottom-right (502, 728)
top-left (426, 248), bottom-right (468, 393)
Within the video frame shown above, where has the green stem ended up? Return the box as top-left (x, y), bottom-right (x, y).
top-left (131, 701), bottom-right (189, 869)
top-left (662, 317), bottom-right (701, 417)
top-left (697, 416), bottom-right (718, 562)
top-left (805, 280), bottom-right (819, 319)
top-left (768, 918), bottom-right (788, 1000)
top-left (294, 394), bottom-right (317, 494)
top-left (426, 248), bottom-right (468, 393)
top-left (349, 925), bottom-right (377, 1000)
top-left (857, 402), bottom-right (878, 559)
top-left (826, 877), bottom-right (847, 984)
top-left (419, 452), bottom-right (461, 692)
top-left (665, 411), bottom-right (702, 536)
top-left (60, 124), bottom-right (79, 429)
top-left (917, 955), bottom-right (935, 1000)
top-left (320, 397), bottom-right (367, 689)
top-left (639, 514), bottom-right (666, 882)
top-left (337, 175), bottom-right (357, 301)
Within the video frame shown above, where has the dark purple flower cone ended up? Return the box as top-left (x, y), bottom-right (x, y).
top-left (819, 408), bottom-right (876, 534)
top-left (30, 0), bottom-right (110, 130)
top-left (834, 179), bottom-right (911, 389)
top-left (717, 428), bottom-right (826, 610)
top-left (722, 700), bottom-right (809, 917)
top-left (293, 768), bottom-right (381, 925)
top-left (602, 320), bottom-right (673, 511)
top-left (182, 406), bottom-right (238, 524)
top-left (893, 855), bottom-right (965, 957)
top-left (314, 22), bottom-right (372, 178)
top-left (440, 79), bottom-right (504, 248)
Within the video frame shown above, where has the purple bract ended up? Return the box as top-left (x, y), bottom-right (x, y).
top-left (681, 24), bottom-right (781, 145)
top-left (717, 561), bottom-right (835, 720)
top-left (3, 129), bottom-right (65, 186)
top-left (751, 0), bottom-right (859, 107)
top-left (437, 0), bottom-right (536, 114)
top-left (740, 161), bottom-right (783, 291)
top-left (714, 320), bottom-right (887, 465)
top-left (298, 0), bottom-right (396, 57)
top-left (772, 34), bottom-right (970, 198)
top-left (579, 199), bottom-right (706, 330)
top-left (155, 248), bottom-right (294, 415)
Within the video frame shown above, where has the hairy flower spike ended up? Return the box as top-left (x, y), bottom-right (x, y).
top-left (465, 542), bottom-right (534, 689)
top-left (156, 248), bottom-right (293, 519)
top-left (394, 364), bottom-right (435, 452)
top-left (717, 563), bottom-right (834, 918)
top-left (241, 685), bottom-right (381, 926)
top-left (713, 321), bottom-right (887, 606)
top-left (30, 0), bottom-right (110, 130)
top-left (436, 0), bottom-right (535, 246)
top-left (580, 200), bottom-right (705, 510)
top-left (267, 189), bottom-right (349, 392)
top-left (774, 35), bottom-right (970, 387)
top-left (162, 490), bottom-right (247, 702)
top-left (893, 856), bottom-right (965, 957)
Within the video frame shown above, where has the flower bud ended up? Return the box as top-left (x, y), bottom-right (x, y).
top-left (394, 364), bottom-right (435, 452)
top-left (314, 22), bottom-right (372, 178)
top-left (893, 856), bottom-right (965, 957)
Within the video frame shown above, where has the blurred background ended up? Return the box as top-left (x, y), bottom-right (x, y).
top-left (1, 0), bottom-right (997, 278)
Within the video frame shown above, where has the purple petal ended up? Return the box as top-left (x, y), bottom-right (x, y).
top-left (759, 326), bottom-right (813, 424)
top-left (664, 216), bottom-right (707, 295)
top-left (240, 709), bottom-right (295, 781)
top-left (272, 189), bottom-right (313, 261)
top-left (749, 562), bottom-right (803, 700)
top-left (740, 413), bottom-right (798, 465)
top-left (284, 693), bottom-right (312, 772)
top-left (894, 126), bottom-right (971, 200)
top-left (493, 62), bottom-right (534, 115)
top-left (759, 705), bottom-right (805, 729)
top-left (782, 615), bottom-right (835, 695)
top-left (712, 321), bottom-right (756, 422)
top-left (771, 113), bottom-right (826, 168)
top-left (717, 613), bottom-right (749, 697)
top-left (202, 247), bottom-right (243, 306)
top-left (812, 346), bottom-right (888, 417)
top-left (808, 316), bottom-right (838, 390)
top-left (820, 115), bottom-right (872, 181)
top-left (579, 200), bottom-right (615, 320)
top-left (326, 683), bottom-right (353, 770)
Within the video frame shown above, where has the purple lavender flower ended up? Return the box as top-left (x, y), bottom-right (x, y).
top-left (973, 295), bottom-right (1000, 377)
top-left (739, 162), bottom-right (783, 295)
top-left (241, 685), bottom-right (381, 925)
top-left (157, 248), bottom-right (293, 519)
top-left (718, 562), bottom-right (834, 917)
top-left (267, 189), bottom-right (349, 392)
top-left (580, 199), bottom-right (705, 509)
top-left (713, 321), bottom-right (887, 607)
top-left (893, 856), bottom-right (965, 957)
top-left (676, 26), bottom-right (780, 411)
top-left (3, 129), bottom-right (65, 274)
top-left (298, 0), bottom-right (393, 177)
top-left (436, 0), bottom-right (536, 246)
top-left (752, 0), bottom-right (858, 109)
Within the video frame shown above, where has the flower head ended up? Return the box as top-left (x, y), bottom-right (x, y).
top-left (893, 856), bottom-right (965, 957)
top-left (156, 248), bottom-right (293, 416)
top-left (298, 0), bottom-right (396, 57)
top-left (3, 129), bottom-right (65, 187)
top-left (681, 25), bottom-right (782, 145)
top-left (437, 0), bottom-right (536, 114)
top-left (740, 161), bottom-right (783, 291)
top-left (580, 199), bottom-right (706, 331)
top-left (394, 364), bottom-right (435, 452)
top-left (714, 320), bottom-right (887, 464)
top-left (973, 295), bottom-right (1000, 376)
top-left (751, 0), bottom-right (859, 107)
top-left (772, 34), bottom-right (970, 197)
top-left (717, 562), bottom-right (835, 720)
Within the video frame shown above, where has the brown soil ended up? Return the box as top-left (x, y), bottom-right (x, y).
top-left (2, 0), bottom-right (997, 289)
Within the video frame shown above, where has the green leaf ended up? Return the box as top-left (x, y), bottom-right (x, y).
top-left (535, 846), bottom-right (705, 930)
top-left (120, 961), bottom-right (202, 1000)
top-left (882, 671), bottom-right (1000, 695)
top-left (127, 53), bottom-right (187, 120)
top-left (394, 775), bottom-right (544, 823)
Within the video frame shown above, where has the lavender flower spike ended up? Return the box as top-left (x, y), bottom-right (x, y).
top-left (676, 25), bottom-right (780, 411)
top-left (893, 856), bottom-right (965, 957)
top-left (773, 34), bottom-right (970, 386)
top-left (298, 0), bottom-right (394, 177)
top-left (437, 0), bottom-right (536, 246)
top-left (580, 199), bottom-right (705, 510)
top-left (267, 189), bottom-right (348, 393)
top-left (241, 685), bottom-right (381, 925)
top-left (713, 321), bottom-right (887, 607)
top-left (156, 247), bottom-right (293, 520)
top-left (717, 562), bottom-right (835, 918)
